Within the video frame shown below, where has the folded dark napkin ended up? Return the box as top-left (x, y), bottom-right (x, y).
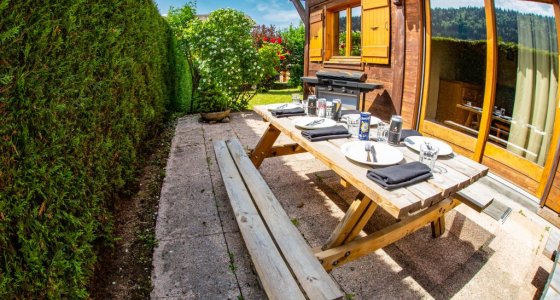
top-left (301, 125), bottom-right (351, 142)
top-left (366, 161), bottom-right (432, 190)
top-left (271, 107), bottom-right (306, 118)
top-left (400, 129), bottom-right (423, 142)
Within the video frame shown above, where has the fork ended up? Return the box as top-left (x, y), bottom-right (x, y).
top-left (305, 119), bottom-right (325, 126)
top-left (276, 104), bottom-right (288, 110)
top-left (365, 142), bottom-right (372, 162)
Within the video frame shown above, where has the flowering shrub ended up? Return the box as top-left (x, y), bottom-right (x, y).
top-left (252, 24), bottom-right (280, 48)
top-left (280, 24), bottom-right (305, 88)
top-left (258, 42), bottom-right (284, 90)
top-left (178, 8), bottom-right (264, 112)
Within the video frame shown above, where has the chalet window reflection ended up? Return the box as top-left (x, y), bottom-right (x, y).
top-left (333, 5), bottom-right (361, 57)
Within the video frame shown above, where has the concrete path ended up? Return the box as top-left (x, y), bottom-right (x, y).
top-left (152, 112), bottom-right (554, 299)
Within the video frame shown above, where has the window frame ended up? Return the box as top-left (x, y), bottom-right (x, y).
top-left (325, 1), bottom-right (362, 63)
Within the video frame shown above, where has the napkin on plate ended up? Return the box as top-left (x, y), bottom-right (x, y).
top-left (271, 107), bottom-right (306, 118)
top-left (366, 161), bottom-right (432, 190)
top-left (301, 125), bottom-right (351, 142)
top-left (400, 129), bottom-right (423, 142)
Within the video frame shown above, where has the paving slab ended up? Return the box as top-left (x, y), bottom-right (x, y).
top-left (152, 112), bottom-right (557, 300)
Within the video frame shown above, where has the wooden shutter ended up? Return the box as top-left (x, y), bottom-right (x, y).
top-left (362, 0), bottom-right (390, 64)
top-left (309, 10), bottom-right (324, 62)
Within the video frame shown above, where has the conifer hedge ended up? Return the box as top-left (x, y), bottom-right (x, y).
top-left (0, 0), bottom-right (185, 297)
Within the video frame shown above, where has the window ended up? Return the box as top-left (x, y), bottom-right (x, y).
top-left (309, 0), bottom-right (390, 64)
top-left (333, 6), bottom-right (362, 57)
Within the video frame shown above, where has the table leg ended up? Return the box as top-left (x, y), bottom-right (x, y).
top-left (323, 193), bottom-right (377, 249)
top-left (431, 215), bottom-right (446, 238)
top-left (250, 124), bottom-right (281, 168)
top-left (316, 198), bottom-right (460, 271)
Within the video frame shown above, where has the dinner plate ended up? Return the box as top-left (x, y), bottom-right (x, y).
top-left (293, 117), bottom-right (337, 130)
top-left (340, 141), bottom-right (404, 166)
top-left (267, 103), bottom-right (300, 111)
top-left (402, 136), bottom-right (453, 156)
top-left (341, 114), bottom-right (382, 126)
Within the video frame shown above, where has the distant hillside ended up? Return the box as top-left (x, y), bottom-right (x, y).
top-left (431, 7), bottom-right (555, 44)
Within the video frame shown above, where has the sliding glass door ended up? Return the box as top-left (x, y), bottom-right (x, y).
top-left (421, 0), bottom-right (560, 197)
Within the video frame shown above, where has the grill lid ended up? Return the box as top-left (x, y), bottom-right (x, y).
top-left (315, 70), bottom-right (367, 82)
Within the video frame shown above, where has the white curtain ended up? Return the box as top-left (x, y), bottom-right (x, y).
top-left (508, 14), bottom-right (558, 166)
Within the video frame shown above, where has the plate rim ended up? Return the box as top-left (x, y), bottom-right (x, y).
top-left (340, 140), bottom-right (404, 166)
top-left (403, 136), bottom-right (453, 155)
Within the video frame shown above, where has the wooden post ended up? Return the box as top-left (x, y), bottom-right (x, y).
top-left (250, 124), bottom-right (280, 168)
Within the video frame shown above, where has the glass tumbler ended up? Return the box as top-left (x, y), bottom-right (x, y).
top-left (419, 143), bottom-right (439, 171)
top-left (376, 122), bottom-right (388, 143)
top-left (291, 93), bottom-right (301, 105)
top-left (347, 115), bottom-right (360, 138)
top-left (302, 99), bottom-right (309, 115)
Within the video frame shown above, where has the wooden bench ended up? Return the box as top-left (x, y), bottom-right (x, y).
top-left (214, 139), bottom-right (343, 300)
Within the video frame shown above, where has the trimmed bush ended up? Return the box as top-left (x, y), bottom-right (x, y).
top-left (0, 0), bottom-right (186, 297)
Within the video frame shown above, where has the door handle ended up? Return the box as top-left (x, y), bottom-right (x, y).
top-left (370, 26), bottom-right (379, 30)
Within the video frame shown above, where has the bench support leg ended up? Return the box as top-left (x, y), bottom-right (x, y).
top-left (431, 215), bottom-right (446, 238)
top-left (316, 198), bottom-right (461, 271)
top-left (250, 124), bottom-right (280, 168)
top-left (323, 193), bottom-right (377, 249)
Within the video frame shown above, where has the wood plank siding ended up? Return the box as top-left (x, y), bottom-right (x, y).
top-left (306, 0), bottom-right (422, 128)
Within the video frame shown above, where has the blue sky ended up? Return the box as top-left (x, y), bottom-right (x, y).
top-left (155, 0), bottom-right (302, 29)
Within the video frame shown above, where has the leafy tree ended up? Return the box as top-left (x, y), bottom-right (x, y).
top-left (280, 23), bottom-right (305, 88)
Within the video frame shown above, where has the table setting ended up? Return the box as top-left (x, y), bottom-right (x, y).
top-left (266, 97), bottom-right (455, 190)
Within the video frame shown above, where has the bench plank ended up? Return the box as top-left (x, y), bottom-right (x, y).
top-left (214, 141), bottom-right (306, 300)
top-left (227, 139), bottom-right (344, 300)
top-left (455, 182), bottom-right (494, 212)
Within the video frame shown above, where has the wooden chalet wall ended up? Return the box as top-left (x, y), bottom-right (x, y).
top-left (305, 0), bottom-right (423, 128)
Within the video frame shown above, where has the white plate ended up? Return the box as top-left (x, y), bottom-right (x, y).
top-left (402, 136), bottom-right (453, 156)
top-left (340, 141), bottom-right (404, 166)
top-left (341, 114), bottom-right (382, 126)
top-left (293, 117), bottom-right (337, 130)
top-left (267, 103), bottom-right (300, 111)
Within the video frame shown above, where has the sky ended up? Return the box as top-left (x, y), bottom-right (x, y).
top-left (154, 0), bottom-right (302, 29)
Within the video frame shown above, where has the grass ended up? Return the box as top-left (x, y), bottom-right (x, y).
top-left (249, 86), bottom-right (302, 109)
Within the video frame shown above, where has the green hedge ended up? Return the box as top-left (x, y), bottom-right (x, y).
top-left (0, 0), bottom-right (187, 297)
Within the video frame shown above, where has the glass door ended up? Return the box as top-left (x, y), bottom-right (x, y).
top-left (483, 0), bottom-right (558, 194)
top-left (420, 0), bottom-right (488, 157)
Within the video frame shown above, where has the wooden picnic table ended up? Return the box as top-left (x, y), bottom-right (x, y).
top-left (250, 105), bottom-right (493, 271)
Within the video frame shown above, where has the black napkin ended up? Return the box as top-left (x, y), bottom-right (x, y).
top-left (366, 161), bottom-right (432, 190)
top-left (271, 107), bottom-right (306, 118)
top-left (301, 125), bottom-right (351, 142)
top-left (400, 129), bottom-right (423, 142)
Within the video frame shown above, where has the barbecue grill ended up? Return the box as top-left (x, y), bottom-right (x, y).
top-left (302, 70), bottom-right (382, 110)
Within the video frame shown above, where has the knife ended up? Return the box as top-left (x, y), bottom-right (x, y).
top-left (370, 144), bottom-right (377, 163)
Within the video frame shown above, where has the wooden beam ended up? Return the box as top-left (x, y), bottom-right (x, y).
top-left (316, 198), bottom-right (461, 271)
top-left (290, 0), bottom-right (307, 25)
top-left (391, 0), bottom-right (406, 114)
top-left (250, 124), bottom-right (281, 168)
top-left (265, 143), bottom-right (307, 158)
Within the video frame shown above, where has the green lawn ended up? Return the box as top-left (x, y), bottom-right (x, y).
top-left (249, 87), bottom-right (302, 109)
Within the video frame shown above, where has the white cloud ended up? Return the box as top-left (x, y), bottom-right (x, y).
top-left (252, 0), bottom-right (301, 28)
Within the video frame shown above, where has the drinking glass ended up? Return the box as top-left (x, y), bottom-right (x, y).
top-left (302, 99), bottom-right (309, 115)
top-left (291, 93), bottom-right (301, 105)
top-left (317, 98), bottom-right (327, 118)
top-left (326, 101), bottom-right (333, 119)
top-left (347, 115), bottom-right (360, 138)
top-left (419, 143), bottom-right (439, 171)
top-left (376, 122), bottom-right (388, 143)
